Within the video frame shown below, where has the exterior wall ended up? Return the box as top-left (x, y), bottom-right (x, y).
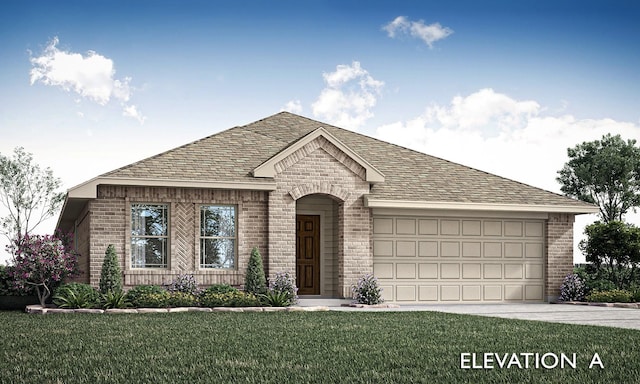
top-left (545, 213), bottom-right (575, 301)
top-left (268, 136), bottom-right (372, 298)
top-left (296, 195), bottom-right (339, 296)
top-left (68, 202), bottom-right (91, 284)
top-left (87, 186), bottom-right (268, 289)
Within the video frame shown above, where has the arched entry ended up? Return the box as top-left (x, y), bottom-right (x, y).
top-left (296, 194), bottom-right (340, 296)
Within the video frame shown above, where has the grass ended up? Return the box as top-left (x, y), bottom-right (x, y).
top-left (0, 311), bottom-right (639, 383)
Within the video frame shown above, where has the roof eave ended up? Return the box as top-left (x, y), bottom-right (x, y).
top-left (364, 197), bottom-right (600, 214)
top-left (67, 176), bottom-right (277, 199)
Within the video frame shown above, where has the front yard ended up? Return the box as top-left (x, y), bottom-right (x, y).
top-left (1, 311), bottom-right (638, 383)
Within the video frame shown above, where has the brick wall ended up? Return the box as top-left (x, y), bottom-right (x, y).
top-left (268, 136), bottom-right (373, 298)
top-left (545, 213), bottom-right (575, 301)
top-left (86, 186), bottom-right (268, 289)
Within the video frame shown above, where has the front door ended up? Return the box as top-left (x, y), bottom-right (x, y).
top-left (296, 215), bottom-right (320, 295)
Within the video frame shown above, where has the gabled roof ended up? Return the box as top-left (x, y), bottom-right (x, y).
top-left (60, 111), bottom-right (597, 225)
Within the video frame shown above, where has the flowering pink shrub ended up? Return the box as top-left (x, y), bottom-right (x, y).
top-left (8, 234), bottom-right (78, 306)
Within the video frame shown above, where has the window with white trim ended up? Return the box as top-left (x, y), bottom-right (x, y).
top-left (131, 204), bottom-right (169, 268)
top-left (200, 205), bottom-right (236, 269)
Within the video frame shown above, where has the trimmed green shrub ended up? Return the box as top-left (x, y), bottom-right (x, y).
top-left (586, 289), bottom-right (633, 303)
top-left (244, 247), bottom-right (266, 296)
top-left (53, 283), bottom-right (100, 309)
top-left (99, 244), bottom-right (123, 294)
top-left (200, 291), bottom-right (260, 307)
top-left (133, 291), bottom-right (171, 308)
top-left (100, 290), bottom-right (131, 309)
top-left (125, 285), bottom-right (167, 308)
top-left (352, 274), bottom-right (384, 305)
top-left (168, 291), bottom-right (199, 307)
top-left (202, 284), bottom-right (238, 295)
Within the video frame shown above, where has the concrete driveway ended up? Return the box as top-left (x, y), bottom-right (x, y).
top-left (329, 302), bottom-right (640, 330)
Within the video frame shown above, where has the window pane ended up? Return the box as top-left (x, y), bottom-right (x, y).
top-left (201, 206), bottom-right (235, 237)
top-left (200, 238), bottom-right (235, 269)
top-left (131, 237), bottom-right (167, 268)
top-left (132, 204), bottom-right (167, 236)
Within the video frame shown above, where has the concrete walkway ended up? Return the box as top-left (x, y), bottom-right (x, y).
top-left (298, 299), bottom-right (640, 330)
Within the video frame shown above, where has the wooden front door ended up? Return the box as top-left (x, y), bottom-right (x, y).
top-left (296, 215), bottom-right (321, 295)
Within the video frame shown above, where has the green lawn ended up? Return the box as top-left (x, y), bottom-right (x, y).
top-left (0, 311), bottom-right (638, 383)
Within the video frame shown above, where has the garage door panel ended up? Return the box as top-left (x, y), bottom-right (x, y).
top-left (396, 219), bottom-right (416, 235)
top-left (396, 263), bottom-right (416, 279)
top-left (374, 263), bottom-right (393, 279)
top-left (373, 216), bottom-right (545, 303)
top-left (462, 242), bottom-right (481, 257)
top-left (504, 243), bottom-right (523, 258)
top-left (441, 285), bottom-right (461, 301)
top-left (462, 263), bottom-right (481, 279)
top-left (441, 242), bottom-right (460, 257)
top-left (440, 263), bottom-right (460, 279)
top-left (396, 241), bottom-right (416, 257)
top-left (419, 285), bottom-right (438, 301)
top-left (419, 241), bottom-right (438, 257)
top-left (396, 285), bottom-right (416, 301)
top-left (462, 285), bottom-right (482, 301)
top-left (419, 263), bottom-right (438, 278)
top-left (373, 240), bottom-right (393, 257)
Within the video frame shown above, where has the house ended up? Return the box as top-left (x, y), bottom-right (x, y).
top-left (56, 112), bottom-right (597, 303)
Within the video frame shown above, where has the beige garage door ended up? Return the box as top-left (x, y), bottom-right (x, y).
top-left (372, 216), bottom-right (545, 302)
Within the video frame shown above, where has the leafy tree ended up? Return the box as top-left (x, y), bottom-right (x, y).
top-left (0, 147), bottom-right (65, 249)
top-left (9, 234), bottom-right (78, 306)
top-left (99, 244), bottom-right (123, 294)
top-left (244, 247), bottom-right (266, 295)
top-left (557, 134), bottom-right (640, 222)
top-left (579, 221), bottom-right (640, 290)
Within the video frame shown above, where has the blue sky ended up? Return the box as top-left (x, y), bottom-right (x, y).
top-left (1, 0), bottom-right (639, 263)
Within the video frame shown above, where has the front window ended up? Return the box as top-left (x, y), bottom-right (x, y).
top-left (131, 204), bottom-right (169, 268)
top-left (200, 205), bottom-right (236, 269)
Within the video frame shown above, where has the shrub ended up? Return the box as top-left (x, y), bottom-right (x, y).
top-left (100, 290), bottom-right (131, 309)
top-left (558, 273), bottom-right (586, 302)
top-left (166, 274), bottom-right (201, 296)
top-left (244, 247), bottom-right (267, 296)
top-left (586, 289), bottom-right (633, 303)
top-left (0, 265), bottom-right (34, 296)
top-left (202, 284), bottom-right (238, 295)
top-left (200, 291), bottom-right (260, 307)
top-left (352, 274), bottom-right (384, 305)
top-left (10, 234), bottom-right (78, 306)
top-left (99, 244), bottom-right (123, 294)
top-left (268, 272), bottom-right (298, 305)
top-left (168, 291), bottom-right (199, 307)
top-left (125, 285), bottom-right (167, 308)
top-left (53, 283), bottom-right (100, 309)
top-left (261, 290), bottom-right (293, 307)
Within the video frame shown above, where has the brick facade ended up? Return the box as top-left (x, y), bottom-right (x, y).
top-left (69, 134), bottom-right (578, 302)
top-left (83, 186), bottom-right (268, 289)
top-left (545, 213), bottom-right (575, 301)
top-left (268, 136), bottom-right (373, 298)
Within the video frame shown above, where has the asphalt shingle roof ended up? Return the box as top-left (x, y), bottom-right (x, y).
top-left (103, 112), bottom-right (591, 208)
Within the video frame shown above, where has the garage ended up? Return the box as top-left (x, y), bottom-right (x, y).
top-left (373, 215), bottom-right (546, 303)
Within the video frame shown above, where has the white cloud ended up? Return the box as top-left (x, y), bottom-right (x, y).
top-left (281, 99), bottom-right (303, 114)
top-left (383, 16), bottom-right (453, 48)
top-left (312, 61), bottom-right (384, 130)
top-left (29, 37), bottom-right (144, 123)
top-left (123, 105), bottom-right (146, 124)
top-left (375, 88), bottom-right (640, 262)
